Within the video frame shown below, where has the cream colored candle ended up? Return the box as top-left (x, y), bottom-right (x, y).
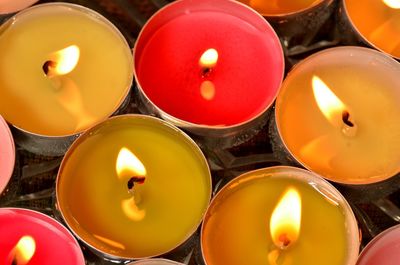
top-left (344, 0), bottom-right (400, 58)
top-left (0, 3), bottom-right (132, 136)
top-left (201, 166), bottom-right (359, 265)
top-left (237, 0), bottom-right (324, 16)
top-left (57, 115), bottom-right (211, 259)
top-left (275, 47), bottom-right (400, 184)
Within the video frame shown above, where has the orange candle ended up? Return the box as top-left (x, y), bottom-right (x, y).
top-left (344, 0), bottom-right (400, 58)
top-left (275, 47), bottom-right (400, 184)
top-left (237, 0), bottom-right (325, 16)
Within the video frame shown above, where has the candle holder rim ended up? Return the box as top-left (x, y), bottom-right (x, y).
top-left (132, 0), bottom-right (284, 131)
top-left (341, 0), bottom-right (400, 60)
top-left (357, 223), bottom-right (400, 263)
top-left (127, 258), bottom-right (185, 265)
top-left (0, 207), bottom-right (86, 264)
top-left (1, 2), bottom-right (134, 138)
top-left (247, 0), bottom-right (329, 18)
top-left (55, 114), bottom-right (212, 260)
top-left (200, 165), bottom-right (360, 265)
top-left (0, 115), bottom-right (15, 194)
top-left (275, 46), bottom-right (400, 185)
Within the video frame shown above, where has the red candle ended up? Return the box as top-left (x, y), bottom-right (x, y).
top-left (134, 0), bottom-right (283, 126)
top-left (0, 115), bottom-right (14, 194)
top-left (0, 208), bottom-right (84, 265)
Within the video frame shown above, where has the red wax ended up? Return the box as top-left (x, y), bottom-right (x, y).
top-left (0, 208), bottom-right (84, 265)
top-left (135, 1), bottom-right (283, 126)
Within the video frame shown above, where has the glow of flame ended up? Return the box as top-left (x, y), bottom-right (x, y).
top-left (199, 48), bottom-right (218, 69)
top-left (93, 234), bottom-right (126, 250)
top-left (312, 76), bottom-right (346, 123)
top-left (270, 187), bottom-right (301, 249)
top-left (121, 197), bottom-right (146, 221)
top-left (13, 236), bottom-right (36, 265)
top-left (383, 0), bottom-right (400, 9)
top-left (200, 80), bottom-right (215, 100)
top-left (116, 147), bottom-right (146, 179)
top-left (49, 45), bottom-right (80, 76)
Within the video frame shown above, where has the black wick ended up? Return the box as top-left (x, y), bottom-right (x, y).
top-left (42, 60), bottom-right (56, 75)
top-left (342, 111), bottom-right (354, 127)
top-left (127, 176), bottom-right (146, 190)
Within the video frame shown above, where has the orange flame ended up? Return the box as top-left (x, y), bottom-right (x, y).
top-left (12, 236), bottom-right (36, 265)
top-left (383, 0), bottom-right (400, 8)
top-left (199, 48), bottom-right (218, 69)
top-left (270, 187), bottom-right (301, 249)
top-left (116, 147), bottom-right (146, 179)
top-left (47, 45), bottom-right (80, 76)
top-left (312, 76), bottom-right (346, 124)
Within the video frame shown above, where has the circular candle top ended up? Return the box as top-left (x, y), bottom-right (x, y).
top-left (129, 259), bottom-right (184, 265)
top-left (0, 115), bottom-right (15, 194)
top-left (344, 0), bottom-right (400, 58)
top-left (135, 0), bottom-right (283, 127)
top-left (276, 47), bottom-right (400, 184)
top-left (357, 224), bottom-right (400, 265)
top-left (57, 115), bottom-right (211, 259)
top-left (0, 208), bottom-right (85, 265)
top-left (0, 0), bottom-right (38, 14)
top-left (201, 166), bottom-right (359, 265)
top-left (237, 0), bottom-right (324, 16)
top-left (0, 3), bottom-right (133, 136)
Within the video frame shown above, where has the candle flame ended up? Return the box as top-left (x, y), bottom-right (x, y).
top-left (383, 0), bottom-right (400, 9)
top-left (47, 45), bottom-right (80, 76)
top-left (12, 236), bottom-right (36, 265)
top-left (312, 76), bottom-right (346, 124)
top-left (270, 187), bottom-right (301, 249)
top-left (199, 48), bottom-right (219, 69)
top-left (116, 147), bottom-right (146, 179)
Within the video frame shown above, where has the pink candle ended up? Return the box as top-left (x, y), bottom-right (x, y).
top-left (0, 115), bottom-right (14, 194)
top-left (357, 224), bottom-right (400, 265)
top-left (0, 208), bottom-right (85, 265)
top-left (0, 0), bottom-right (38, 14)
top-left (134, 0), bottom-right (283, 127)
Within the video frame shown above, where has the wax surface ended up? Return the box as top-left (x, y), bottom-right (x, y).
top-left (0, 115), bottom-right (14, 193)
top-left (136, 11), bottom-right (283, 126)
top-left (57, 116), bottom-right (211, 258)
top-left (357, 225), bottom-right (400, 265)
top-left (276, 47), bottom-right (400, 184)
top-left (345, 0), bottom-right (400, 58)
top-left (202, 170), bottom-right (349, 265)
top-left (0, 4), bottom-right (132, 136)
top-left (238, 0), bottom-right (323, 15)
top-left (0, 208), bottom-right (84, 265)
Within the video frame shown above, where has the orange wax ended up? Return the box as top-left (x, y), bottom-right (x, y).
top-left (201, 167), bottom-right (359, 265)
top-left (276, 47), bottom-right (400, 184)
top-left (237, 0), bottom-right (324, 16)
top-left (344, 0), bottom-right (400, 58)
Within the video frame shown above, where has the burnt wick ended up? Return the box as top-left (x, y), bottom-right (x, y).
top-left (342, 111), bottom-right (354, 127)
top-left (11, 258), bottom-right (17, 265)
top-left (201, 67), bottom-right (212, 78)
top-left (127, 176), bottom-right (145, 190)
top-left (278, 234), bottom-right (291, 249)
top-left (42, 60), bottom-right (56, 76)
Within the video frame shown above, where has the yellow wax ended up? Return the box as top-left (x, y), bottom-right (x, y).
top-left (276, 47), bottom-right (400, 184)
top-left (345, 0), bottom-right (400, 58)
top-left (202, 167), bottom-right (357, 265)
top-left (237, 0), bottom-right (323, 16)
top-left (0, 4), bottom-right (132, 136)
top-left (57, 115), bottom-right (211, 259)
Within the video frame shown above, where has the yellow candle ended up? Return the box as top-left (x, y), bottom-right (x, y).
top-left (201, 166), bottom-right (359, 265)
top-left (0, 3), bottom-right (132, 136)
top-left (56, 115), bottom-right (211, 259)
top-left (344, 0), bottom-right (400, 58)
top-left (275, 47), bottom-right (400, 184)
top-left (237, 0), bottom-right (324, 16)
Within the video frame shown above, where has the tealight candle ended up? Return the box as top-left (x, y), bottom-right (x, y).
top-left (128, 259), bottom-right (184, 265)
top-left (201, 166), bottom-right (359, 265)
top-left (275, 47), bottom-right (400, 184)
top-left (237, 0), bottom-right (325, 16)
top-left (134, 0), bottom-right (283, 141)
top-left (0, 208), bottom-right (85, 265)
top-left (0, 3), bottom-right (133, 155)
top-left (343, 0), bottom-right (400, 59)
top-left (356, 224), bottom-right (400, 265)
top-left (57, 115), bottom-right (211, 259)
top-left (0, 115), bottom-right (15, 194)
